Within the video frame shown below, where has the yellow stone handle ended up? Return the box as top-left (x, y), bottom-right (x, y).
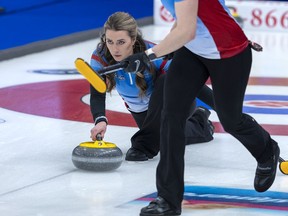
top-left (79, 140), bottom-right (117, 148)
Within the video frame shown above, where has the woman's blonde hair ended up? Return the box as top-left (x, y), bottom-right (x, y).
top-left (96, 12), bottom-right (155, 95)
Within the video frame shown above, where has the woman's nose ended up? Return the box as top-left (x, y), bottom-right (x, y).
top-left (112, 44), bottom-right (119, 52)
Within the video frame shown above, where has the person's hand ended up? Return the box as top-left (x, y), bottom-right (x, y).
top-left (122, 52), bottom-right (150, 73)
top-left (90, 122), bottom-right (107, 141)
top-left (249, 40), bottom-right (263, 52)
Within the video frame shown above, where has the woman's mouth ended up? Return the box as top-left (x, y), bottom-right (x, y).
top-left (113, 55), bottom-right (123, 61)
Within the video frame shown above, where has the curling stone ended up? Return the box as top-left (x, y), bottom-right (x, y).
top-left (279, 157), bottom-right (288, 175)
top-left (72, 136), bottom-right (123, 171)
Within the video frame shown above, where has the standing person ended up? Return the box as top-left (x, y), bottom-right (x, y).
top-left (89, 12), bottom-right (216, 162)
top-left (122, 1), bottom-right (280, 215)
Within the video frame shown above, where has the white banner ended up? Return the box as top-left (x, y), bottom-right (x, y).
top-left (227, 0), bottom-right (288, 32)
top-left (153, 0), bottom-right (174, 26)
top-left (153, 0), bottom-right (288, 32)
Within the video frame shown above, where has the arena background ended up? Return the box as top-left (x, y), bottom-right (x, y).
top-left (0, 0), bottom-right (153, 60)
top-left (0, 1), bottom-right (287, 215)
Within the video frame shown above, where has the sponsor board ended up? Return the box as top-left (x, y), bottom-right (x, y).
top-left (153, 0), bottom-right (288, 32)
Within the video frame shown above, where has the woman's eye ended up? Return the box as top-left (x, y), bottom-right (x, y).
top-left (118, 41), bottom-right (125, 45)
top-left (107, 40), bottom-right (113, 45)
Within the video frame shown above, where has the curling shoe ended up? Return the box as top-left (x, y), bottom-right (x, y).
top-left (254, 140), bottom-right (280, 192)
top-left (125, 147), bottom-right (149, 161)
top-left (140, 196), bottom-right (181, 216)
top-left (195, 106), bottom-right (211, 119)
top-left (208, 120), bottom-right (215, 136)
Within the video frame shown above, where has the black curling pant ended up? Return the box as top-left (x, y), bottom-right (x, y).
top-left (130, 74), bottom-right (215, 159)
top-left (156, 46), bottom-right (274, 212)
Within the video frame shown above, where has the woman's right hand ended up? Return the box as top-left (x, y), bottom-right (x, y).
top-left (90, 121), bottom-right (107, 141)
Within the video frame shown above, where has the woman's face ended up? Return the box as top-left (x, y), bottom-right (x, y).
top-left (105, 29), bottom-right (135, 62)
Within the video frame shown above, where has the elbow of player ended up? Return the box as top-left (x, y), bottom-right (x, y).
top-left (182, 30), bottom-right (196, 43)
top-left (175, 26), bottom-right (196, 44)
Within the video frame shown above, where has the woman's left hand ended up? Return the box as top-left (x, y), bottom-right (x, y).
top-left (122, 52), bottom-right (150, 73)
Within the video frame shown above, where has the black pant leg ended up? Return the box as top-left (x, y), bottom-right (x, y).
top-left (156, 48), bottom-right (210, 211)
top-left (197, 85), bottom-right (216, 110)
top-left (204, 46), bottom-right (273, 163)
top-left (130, 74), bottom-right (166, 158)
top-left (185, 108), bottom-right (213, 144)
top-left (131, 73), bottom-right (213, 157)
top-left (130, 110), bottom-right (147, 129)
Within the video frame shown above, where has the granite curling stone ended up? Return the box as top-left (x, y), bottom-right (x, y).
top-left (72, 138), bottom-right (123, 171)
